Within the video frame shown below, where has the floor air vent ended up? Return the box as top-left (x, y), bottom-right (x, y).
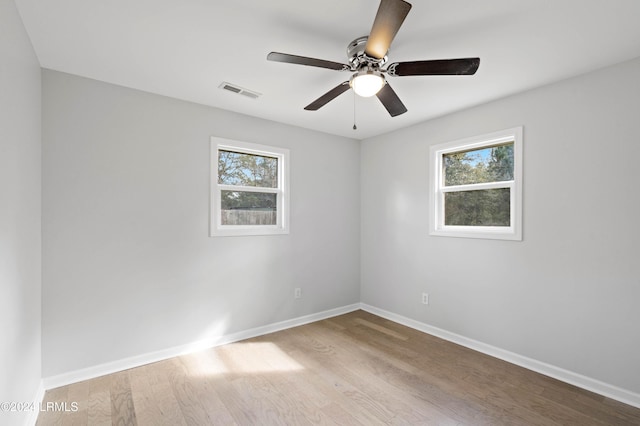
top-left (219, 82), bottom-right (261, 99)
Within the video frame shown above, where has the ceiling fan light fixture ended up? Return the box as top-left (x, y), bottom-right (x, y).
top-left (350, 70), bottom-right (385, 97)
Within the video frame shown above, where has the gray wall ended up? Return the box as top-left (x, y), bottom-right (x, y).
top-left (0, 0), bottom-right (42, 423)
top-left (361, 57), bottom-right (640, 393)
top-left (42, 70), bottom-right (361, 377)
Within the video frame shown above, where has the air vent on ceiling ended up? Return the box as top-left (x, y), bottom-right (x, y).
top-left (219, 82), bottom-right (261, 100)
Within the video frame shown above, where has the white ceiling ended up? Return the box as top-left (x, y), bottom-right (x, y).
top-left (15, 0), bottom-right (640, 139)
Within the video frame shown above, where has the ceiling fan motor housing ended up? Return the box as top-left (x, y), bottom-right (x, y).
top-left (347, 36), bottom-right (387, 70)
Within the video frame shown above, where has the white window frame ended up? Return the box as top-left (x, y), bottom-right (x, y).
top-left (429, 127), bottom-right (523, 241)
top-left (210, 137), bottom-right (290, 237)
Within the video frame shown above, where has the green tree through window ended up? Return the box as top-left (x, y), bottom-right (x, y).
top-left (218, 150), bottom-right (279, 223)
top-left (444, 144), bottom-right (514, 186)
top-left (442, 143), bottom-right (514, 227)
top-left (218, 150), bottom-right (278, 188)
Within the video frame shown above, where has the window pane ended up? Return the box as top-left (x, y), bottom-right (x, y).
top-left (221, 191), bottom-right (277, 225)
top-left (218, 150), bottom-right (278, 188)
top-left (444, 188), bottom-right (510, 226)
top-left (444, 143), bottom-right (514, 186)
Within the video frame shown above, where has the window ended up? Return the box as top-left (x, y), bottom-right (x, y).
top-left (210, 137), bottom-right (289, 236)
top-left (429, 127), bottom-right (523, 240)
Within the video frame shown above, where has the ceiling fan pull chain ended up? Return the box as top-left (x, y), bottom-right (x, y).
top-left (353, 91), bottom-right (357, 130)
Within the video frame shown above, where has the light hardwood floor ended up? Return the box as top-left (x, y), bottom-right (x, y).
top-left (37, 310), bottom-right (640, 425)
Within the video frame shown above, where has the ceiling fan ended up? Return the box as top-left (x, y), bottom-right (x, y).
top-left (267, 0), bottom-right (480, 117)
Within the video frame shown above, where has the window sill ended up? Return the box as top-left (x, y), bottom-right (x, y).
top-left (430, 226), bottom-right (521, 241)
top-left (210, 226), bottom-right (289, 237)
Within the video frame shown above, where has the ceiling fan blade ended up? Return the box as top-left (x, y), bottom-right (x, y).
top-left (364, 0), bottom-right (412, 60)
top-left (304, 81), bottom-right (351, 111)
top-left (267, 52), bottom-right (351, 71)
top-left (376, 83), bottom-right (407, 117)
top-left (387, 58), bottom-right (480, 76)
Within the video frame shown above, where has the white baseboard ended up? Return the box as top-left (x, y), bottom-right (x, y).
top-left (24, 380), bottom-right (45, 426)
top-left (360, 303), bottom-right (640, 409)
top-left (43, 303), bottom-right (360, 390)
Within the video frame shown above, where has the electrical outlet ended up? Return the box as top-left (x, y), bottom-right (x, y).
top-left (422, 292), bottom-right (429, 305)
top-left (294, 288), bottom-right (302, 299)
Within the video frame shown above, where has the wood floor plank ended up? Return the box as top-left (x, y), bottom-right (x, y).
top-left (175, 355), bottom-right (238, 425)
top-left (352, 317), bottom-right (409, 341)
top-left (334, 313), bottom-right (604, 425)
top-left (182, 349), bottom-right (261, 425)
top-left (128, 362), bottom-right (187, 426)
top-left (335, 313), bottom-right (604, 425)
top-left (36, 310), bottom-right (640, 425)
top-left (166, 356), bottom-right (218, 426)
top-left (36, 384), bottom-right (68, 426)
top-left (234, 338), bottom-right (341, 425)
top-left (311, 320), bottom-right (493, 424)
top-left (84, 375), bottom-right (111, 426)
top-left (266, 332), bottom-right (401, 425)
top-left (280, 325), bottom-right (460, 424)
top-left (109, 371), bottom-right (137, 426)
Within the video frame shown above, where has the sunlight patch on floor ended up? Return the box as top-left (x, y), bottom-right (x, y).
top-left (191, 341), bottom-right (304, 376)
